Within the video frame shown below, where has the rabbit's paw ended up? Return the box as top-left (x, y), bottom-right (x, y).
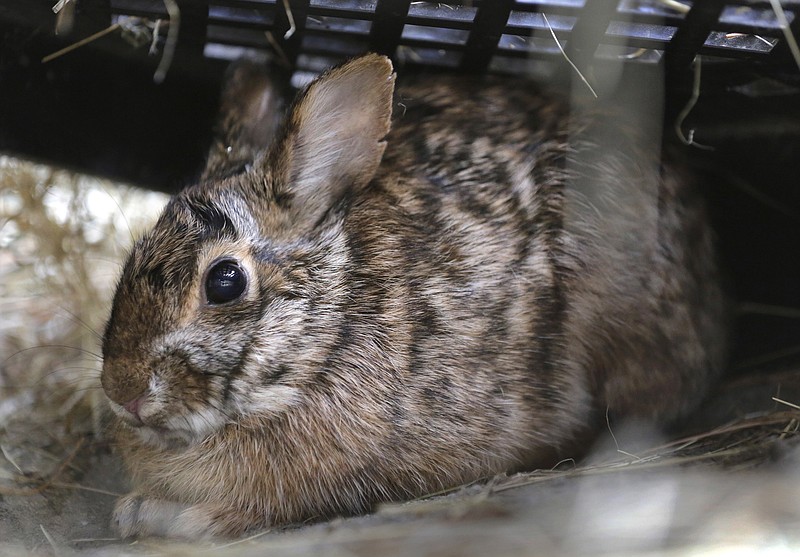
top-left (113, 493), bottom-right (189, 538)
top-left (113, 493), bottom-right (255, 539)
top-left (168, 502), bottom-right (255, 539)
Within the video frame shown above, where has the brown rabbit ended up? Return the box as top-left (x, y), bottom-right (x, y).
top-left (101, 54), bottom-right (727, 538)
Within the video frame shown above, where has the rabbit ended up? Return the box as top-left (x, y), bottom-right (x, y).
top-left (100, 53), bottom-right (728, 538)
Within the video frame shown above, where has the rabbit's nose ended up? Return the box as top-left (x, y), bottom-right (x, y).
top-left (122, 395), bottom-right (146, 423)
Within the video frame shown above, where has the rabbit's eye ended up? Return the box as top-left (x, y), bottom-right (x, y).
top-left (205, 260), bottom-right (247, 304)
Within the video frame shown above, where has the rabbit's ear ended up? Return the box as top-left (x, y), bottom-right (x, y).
top-left (203, 59), bottom-right (287, 181)
top-left (265, 54), bottom-right (395, 230)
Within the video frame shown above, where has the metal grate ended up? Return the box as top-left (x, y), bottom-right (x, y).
top-left (1, 0), bottom-right (799, 193)
top-left (98, 0), bottom-right (800, 84)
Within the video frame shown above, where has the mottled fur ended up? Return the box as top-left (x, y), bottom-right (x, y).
top-left (101, 54), bottom-right (727, 538)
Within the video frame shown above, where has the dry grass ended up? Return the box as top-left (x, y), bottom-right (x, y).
top-left (1, 155), bottom-right (166, 426)
top-left (0, 156), bottom-right (167, 555)
top-left (2, 155), bottom-right (800, 555)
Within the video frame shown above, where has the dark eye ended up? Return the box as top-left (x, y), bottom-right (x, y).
top-left (205, 260), bottom-right (247, 304)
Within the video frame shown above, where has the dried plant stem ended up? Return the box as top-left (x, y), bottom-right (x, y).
top-left (768, 0), bottom-right (800, 72)
top-left (281, 0), bottom-right (297, 40)
top-left (674, 56), bottom-right (713, 150)
top-left (51, 0), bottom-right (72, 13)
top-left (42, 23), bottom-right (121, 63)
top-left (774, 397), bottom-right (800, 411)
top-left (542, 13), bottom-right (597, 98)
top-left (154, 0), bottom-right (180, 84)
top-left (40, 525), bottom-right (62, 557)
top-left (150, 19), bottom-right (163, 56)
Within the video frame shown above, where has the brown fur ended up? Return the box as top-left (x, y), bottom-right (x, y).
top-left (101, 54), bottom-right (728, 538)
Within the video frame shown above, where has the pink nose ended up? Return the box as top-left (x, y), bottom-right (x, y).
top-left (122, 396), bottom-right (145, 421)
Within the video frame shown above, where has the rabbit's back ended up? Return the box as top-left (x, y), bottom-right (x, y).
top-left (343, 75), bottom-right (726, 440)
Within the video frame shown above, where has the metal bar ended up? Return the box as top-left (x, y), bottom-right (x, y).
top-left (306, 6), bottom-right (374, 22)
top-left (404, 15), bottom-right (472, 31)
top-left (665, 0), bottom-right (727, 72)
top-left (368, 0), bottom-right (412, 57)
top-left (663, 0), bottom-right (726, 118)
top-left (501, 2), bottom-right (582, 18)
top-left (564, 0), bottom-right (617, 69)
top-left (459, 0), bottom-right (514, 73)
top-left (175, 0), bottom-right (209, 59)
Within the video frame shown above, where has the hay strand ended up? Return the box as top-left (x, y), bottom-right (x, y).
top-left (674, 56), bottom-right (713, 150)
top-left (153, 0), bottom-right (180, 84)
top-left (542, 13), bottom-right (598, 98)
top-left (768, 0), bottom-right (800, 72)
top-left (51, 0), bottom-right (72, 14)
top-left (281, 0), bottom-right (297, 40)
top-left (42, 23), bottom-right (121, 64)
